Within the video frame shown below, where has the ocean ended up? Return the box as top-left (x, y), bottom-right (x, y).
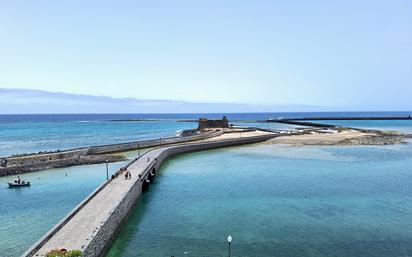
top-left (1, 112), bottom-right (411, 157)
top-left (0, 112), bottom-right (412, 257)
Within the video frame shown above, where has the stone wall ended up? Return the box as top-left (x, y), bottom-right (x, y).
top-left (21, 132), bottom-right (274, 257)
top-left (83, 134), bottom-right (274, 257)
top-left (1, 131), bottom-right (223, 177)
top-left (3, 149), bottom-right (89, 167)
top-left (0, 155), bottom-right (124, 177)
top-left (81, 161), bottom-right (157, 257)
top-left (154, 134), bottom-right (275, 169)
top-left (20, 179), bottom-right (112, 257)
top-left (197, 116), bottom-right (229, 130)
top-left (82, 173), bottom-right (143, 257)
top-left (87, 132), bottom-right (218, 155)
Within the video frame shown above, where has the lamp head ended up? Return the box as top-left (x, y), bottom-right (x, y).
top-left (227, 235), bottom-right (232, 243)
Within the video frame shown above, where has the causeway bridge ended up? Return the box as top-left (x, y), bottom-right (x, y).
top-left (22, 130), bottom-right (276, 257)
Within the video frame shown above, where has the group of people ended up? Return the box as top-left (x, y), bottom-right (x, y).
top-left (111, 167), bottom-right (132, 180)
top-left (124, 170), bottom-right (132, 180)
top-left (16, 176), bottom-right (24, 184)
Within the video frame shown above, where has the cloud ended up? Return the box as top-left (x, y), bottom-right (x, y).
top-left (0, 88), bottom-right (339, 114)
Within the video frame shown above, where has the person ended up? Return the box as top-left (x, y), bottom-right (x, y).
top-left (147, 157), bottom-right (150, 162)
top-left (124, 172), bottom-right (128, 180)
top-left (128, 172), bottom-right (132, 179)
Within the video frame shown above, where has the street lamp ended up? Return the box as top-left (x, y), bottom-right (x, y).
top-left (227, 235), bottom-right (232, 257)
top-left (105, 160), bottom-right (109, 180)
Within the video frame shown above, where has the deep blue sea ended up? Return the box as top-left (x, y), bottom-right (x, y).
top-left (1, 112), bottom-right (412, 257)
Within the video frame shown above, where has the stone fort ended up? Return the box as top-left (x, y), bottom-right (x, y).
top-left (197, 116), bottom-right (229, 130)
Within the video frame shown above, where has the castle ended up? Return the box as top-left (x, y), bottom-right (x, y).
top-left (197, 116), bottom-right (229, 130)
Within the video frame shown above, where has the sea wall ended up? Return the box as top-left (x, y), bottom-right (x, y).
top-left (22, 133), bottom-right (275, 257)
top-left (1, 131), bottom-right (223, 177)
top-left (20, 179), bottom-right (112, 257)
top-left (154, 134), bottom-right (275, 169)
top-left (80, 134), bottom-right (275, 257)
top-left (86, 131), bottom-right (221, 155)
top-left (0, 155), bottom-right (125, 177)
top-left (82, 180), bottom-right (142, 256)
top-left (1, 149), bottom-right (89, 167)
top-left (82, 161), bottom-right (156, 257)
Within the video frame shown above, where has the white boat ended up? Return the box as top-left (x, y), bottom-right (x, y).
top-left (8, 178), bottom-right (30, 187)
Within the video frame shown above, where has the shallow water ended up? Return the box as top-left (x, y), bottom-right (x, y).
top-left (0, 160), bottom-right (131, 257)
top-left (1, 113), bottom-right (412, 257)
top-left (0, 119), bottom-right (196, 157)
top-left (1, 112), bottom-right (411, 157)
top-left (106, 143), bottom-right (412, 257)
top-left (0, 147), bottom-right (154, 257)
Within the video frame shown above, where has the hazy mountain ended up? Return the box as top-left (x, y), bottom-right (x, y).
top-left (0, 88), bottom-right (338, 114)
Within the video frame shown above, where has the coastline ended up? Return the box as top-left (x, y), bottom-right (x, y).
top-left (263, 128), bottom-right (411, 146)
top-left (0, 131), bottom-right (222, 177)
top-left (2, 126), bottom-right (410, 177)
top-left (3, 115), bottom-right (412, 257)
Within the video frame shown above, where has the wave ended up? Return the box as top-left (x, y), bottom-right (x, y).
top-left (75, 120), bottom-right (98, 123)
top-left (106, 119), bottom-right (163, 122)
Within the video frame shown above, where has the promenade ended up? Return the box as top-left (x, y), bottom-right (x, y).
top-left (24, 130), bottom-right (275, 257)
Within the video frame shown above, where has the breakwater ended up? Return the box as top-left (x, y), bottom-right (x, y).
top-left (0, 131), bottom-right (222, 177)
top-left (21, 131), bottom-right (275, 257)
top-left (267, 119), bottom-right (337, 128)
top-left (250, 116), bottom-right (412, 128)
top-left (277, 116), bottom-right (412, 121)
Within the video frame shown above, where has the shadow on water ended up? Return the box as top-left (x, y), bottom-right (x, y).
top-left (104, 200), bottom-right (147, 257)
top-left (105, 161), bottom-right (170, 257)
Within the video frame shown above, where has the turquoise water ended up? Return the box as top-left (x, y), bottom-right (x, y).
top-left (0, 158), bottom-right (134, 257)
top-left (106, 143), bottom-right (412, 257)
top-left (1, 114), bottom-right (412, 257)
top-left (0, 119), bottom-right (195, 157)
top-left (2, 112), bottom-right (410, 157)
top-left (0, 148), bottom-right (154, 257)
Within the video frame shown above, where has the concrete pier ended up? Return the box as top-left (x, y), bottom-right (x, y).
top-left (22, 130), bottom-right (275, 257)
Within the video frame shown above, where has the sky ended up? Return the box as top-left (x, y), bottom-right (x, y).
top-left (0, 0), bottom-right (411, 110)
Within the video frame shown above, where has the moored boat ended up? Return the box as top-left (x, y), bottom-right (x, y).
top-left (8, 177), bottom-right (31, 188)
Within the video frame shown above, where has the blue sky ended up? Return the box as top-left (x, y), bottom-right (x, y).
top-left (0, 0), bottom-right (411, 110)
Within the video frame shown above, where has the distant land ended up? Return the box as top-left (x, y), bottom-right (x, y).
top-left (0, 88), bottom-right (407, 114)
top-left (0, 88), bottom-right (325, 114)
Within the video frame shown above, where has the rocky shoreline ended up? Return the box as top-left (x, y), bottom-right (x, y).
top-left (264, 127), bottom-right (412, 146)
top-left (0, 131), bottom-right (223, 177)
top-left (0, 154), bottom-right (125, 177)
top-left (337, 130), bottom-right (412, 146)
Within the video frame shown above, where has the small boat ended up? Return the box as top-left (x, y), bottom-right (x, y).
top-left (8, 178), bottom-right (31, 188)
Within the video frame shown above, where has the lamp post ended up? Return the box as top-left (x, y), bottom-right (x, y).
top-left (227, 235), bottom-right (232, 257)
top-left (105, 160), bottom-right (109, 180)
